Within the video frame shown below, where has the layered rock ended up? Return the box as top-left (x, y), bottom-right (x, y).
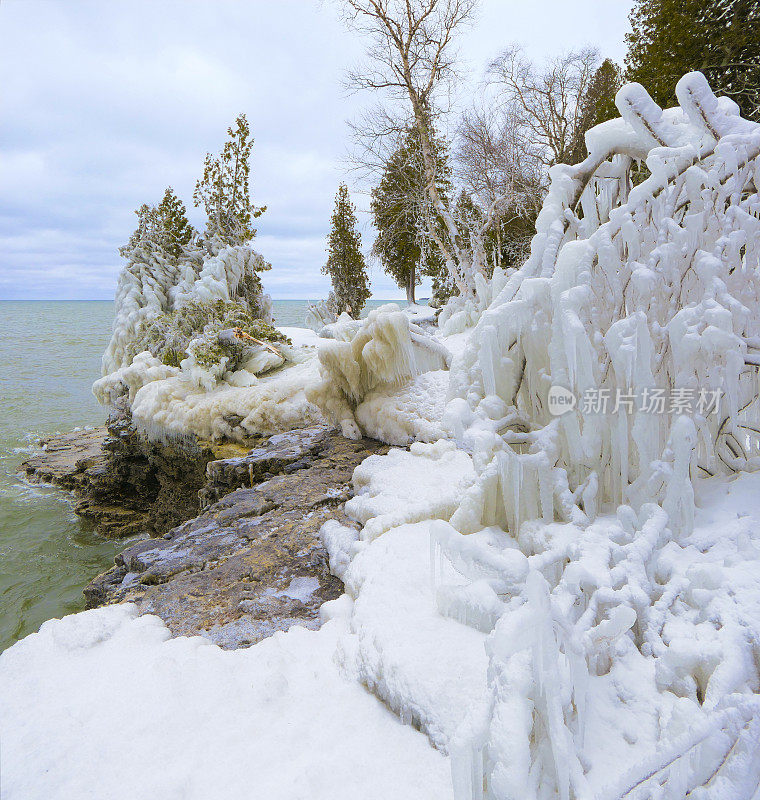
top-left (21, 399), bottom-right (245, 537)
top-left (85, 428), bottom-right (387, 648)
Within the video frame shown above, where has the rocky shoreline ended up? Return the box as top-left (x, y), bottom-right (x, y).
top-left (22, 416), bottom-right (387, 649)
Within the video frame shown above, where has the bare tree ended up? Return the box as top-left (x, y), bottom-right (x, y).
top-left (487, 44), bottom-right (599, 169)
top-left (455, 104), bottom-right (544, 269)
top-left (341, 0), bottom-right (486, 297)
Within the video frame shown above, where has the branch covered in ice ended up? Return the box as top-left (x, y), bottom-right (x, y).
top-left (306, 304), bottom-right (452, 442)
top-left (438, 74), bottom-right (760, 800)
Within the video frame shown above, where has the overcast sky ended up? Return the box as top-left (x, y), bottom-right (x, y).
top-left (0, 0), bottom-right (633, 301)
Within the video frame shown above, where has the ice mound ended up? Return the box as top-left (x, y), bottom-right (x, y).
top-left (129, 358), bottom-right (323, 443)
top-left (307, 305), bottom-right (452, 441)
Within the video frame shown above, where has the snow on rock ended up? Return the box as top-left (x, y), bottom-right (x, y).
top-left (307, 305), bottom-right (452, 442)
top-left (345, 440), bottom-right (476, 541)
top-left (0, 605), bottom-right (453, 800)
top-left (320, 440), bottom-right (489, 751)
top-left (278, 326), bottom-right (321, 349)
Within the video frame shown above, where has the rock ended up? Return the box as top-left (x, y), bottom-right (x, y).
top-left (21, 427), bottom-right (109, 491)
top-left (199, 426), bottom-right (331, 507)
top-left (85, 431), bottom-right (388, 649)
top-left (20, 400), bottom-right (258, 538)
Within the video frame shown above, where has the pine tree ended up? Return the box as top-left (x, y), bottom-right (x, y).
top-left (193, 113), bottom-right (267, 248)
top-left (570, 59), bottom-right (623, 162)
top-left (625, 0), bottom-right (760, 120)
top-left (323, 184), bottom-right (371, 319)
top-left (370, 127), bottom-right (450, 305)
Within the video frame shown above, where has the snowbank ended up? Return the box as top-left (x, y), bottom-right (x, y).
top-left (0, 606), bottom-right (452, 800)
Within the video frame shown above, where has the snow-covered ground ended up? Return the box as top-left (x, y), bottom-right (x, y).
top-left (3, 438), bottom-right (760, 798)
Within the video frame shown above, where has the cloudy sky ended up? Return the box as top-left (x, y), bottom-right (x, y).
top-left (0, 0), bottom-right (633, 301)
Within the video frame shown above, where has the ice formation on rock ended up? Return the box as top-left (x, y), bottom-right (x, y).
top-left (435, 74), bottom-right (760, 798)
top-left (307, 305), bottom-right (452, 440)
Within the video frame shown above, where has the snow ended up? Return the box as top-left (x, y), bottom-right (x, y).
top-left (278, 326), bottom-right (321, 349)
top-left (0, 608), bottom-right (452, 800)
top-left (355, 369), bottom-right (449, 445)
top-left (345, 440), bottom-right (476, 541)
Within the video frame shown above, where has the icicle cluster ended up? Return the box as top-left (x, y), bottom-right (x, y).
top-left (448, 72), bottom-right (760, 537)
top-left (307, 304), bottom-right (452, 439)
top-left (437, 74), bottom-right (760, 799)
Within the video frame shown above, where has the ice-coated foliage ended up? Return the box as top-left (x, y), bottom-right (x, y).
top-left (307, 305), bottom-right (452, 440)
top-left (131, 300), bottom-right (288, 368)
top-left (448, 72), bottom-right (760, 537)
top-left (437, 73), bottom-right (760, 799)
top-left (101, 243), bottom-right (274, 378)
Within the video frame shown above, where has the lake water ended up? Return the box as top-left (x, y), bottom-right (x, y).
top-left (0, 299), bottom-right (397, 652)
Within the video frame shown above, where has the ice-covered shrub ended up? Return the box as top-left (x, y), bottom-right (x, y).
top-left (101, 243), bottom-right (273, 376)
top-left (305, 295), bottom-right (338, 332)
top-left (132, 299), bottom-right (288, 373)
top-left (307, 304), bottom-right (451, 440)
top-left (436, 73), bottom-right (760, 799)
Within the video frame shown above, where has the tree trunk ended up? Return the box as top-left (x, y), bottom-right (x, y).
top-left (406, 264), bottom-right (416, 305)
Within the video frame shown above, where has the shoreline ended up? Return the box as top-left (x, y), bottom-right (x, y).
top-left (21, 420), bottom-right (388, 648)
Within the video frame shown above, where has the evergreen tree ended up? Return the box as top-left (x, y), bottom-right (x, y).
top-left (625, 0), bottom-right (760, 120)
top-left (323, 184), bottom-right (371, 318)
top-left (193, 113), bottom-right (267, 248)
top-left (370, 127), bottom-right (451, 305)
top-left (120, 189), bottom-right (197, 266)
top-left (570, 59), bottom-right (623, 162)
top-left (156, 187), bottom-right (196, 260)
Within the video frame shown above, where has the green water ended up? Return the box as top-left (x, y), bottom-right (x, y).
top-left (0, 298), bottom-right (401, 652)
top-left (0, 302), bottom-right (124, 653)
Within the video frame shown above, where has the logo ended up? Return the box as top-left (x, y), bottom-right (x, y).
top-left (548, 385), bottom-right (577, 416)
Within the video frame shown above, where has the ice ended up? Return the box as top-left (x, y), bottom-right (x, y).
top-left (307, 306), bottom-right (452, 442)
top-left (345, 441), bottom-right (476, 541)
top-left (102, 243), bottom-right (272, 376)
